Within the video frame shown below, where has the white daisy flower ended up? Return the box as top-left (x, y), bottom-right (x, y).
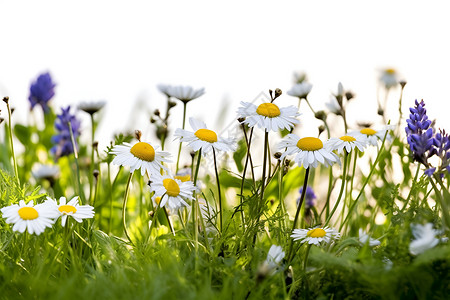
top-left (358, 229), bottom-right (381, 247)
top-left (166, 85), bottom-right (205, 103)
top-left (157, 84), bottom-right (172, 97)
top-left (287, 82), bottom-right (313, 99)
top-left (150, 174), bottom-right (196, 210)
top-left (111, 141), bottom-right (171, 177)
top-left (379, 68), bottom-right (398, 89)
top-left (278, 134), bottom-right (340, 169)
top-left (45, 196), bottom-right (94, 227)
top-left (1, 200), bottom-right (59, 235)
top-left (237, 101), bottom-right (299, 132)
top-left (325, 95), bottom-right (341, 114)
top-left (174, 118), bottom-right (236, 155)
top-left (326, 133), bottom-right (367, 154)
top-left (409, 223), bottom-right (441, 255)
top-left (291, 226), bottom-right (340, 245)
top-left (265, 245), bottom-right (285, 269)
top-left (351, 126), bottom-right (394, 146)
top-left (78, 100), bottom-right (106, 115)
top-left (32, 164), bottom-right (60, 180)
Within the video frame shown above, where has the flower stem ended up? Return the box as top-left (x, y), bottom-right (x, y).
top-left (89, 113), bottom-right (95, 204)
top-left (163, 206), bottom-right (175, 235)
top-left (68, 120), bottom-right (84, 203)
top-left (401, 163), bottom-right (421, 212)
top-left (253, 131), bottom-right (269, 244)
top-left (176, 102), bottom-right (188, 173)
top-left (324, 152), bottom-right (348, 227)
top-left (6, 101), bottom-right (20, 186)
top-left (122, 172), bottom-right (134, 245)
top-left (212, 148), bottom-right (223, 233)
top-left (192, 149), bottom-right (202, 248)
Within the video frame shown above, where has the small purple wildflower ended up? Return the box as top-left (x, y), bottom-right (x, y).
top-left (431, 129), bottom-right (450, 175)
top-left (28, 72), bottom-right (56, 113)
top-left (405, 100), bottom-right (435, 164)
top-left (51, 106), bottom-right (81, 159)
top-left (297, 186), bottom-right (317, 208)
top-left (424, 168), bottom-right (436, 177)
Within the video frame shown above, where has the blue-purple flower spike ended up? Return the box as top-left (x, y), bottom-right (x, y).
top-left (405, 100), bottom-right (435, 164)
top-left (297, 186), bottom-right (317, 208)
top-left (28, 72), bottom-right (56, 113)
top-left (51, 106), bottom-right (81, 159)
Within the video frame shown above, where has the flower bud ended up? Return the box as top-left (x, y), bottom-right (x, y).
top-left (314, 110), bottom-right (327, 121)
top-left (2, 96), bottom-right (9, 104)
top-left (274, 88), bottom-right (282, 99)
top-left (274, 152), bottom-right (282, 159)
top-left (135, 130), bottom-right (142, 141)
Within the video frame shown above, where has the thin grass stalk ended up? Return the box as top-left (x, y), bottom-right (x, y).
top-left (68, 120), bottom-right (84, 203)
top-left (176, 102), bottom-right (188, 173)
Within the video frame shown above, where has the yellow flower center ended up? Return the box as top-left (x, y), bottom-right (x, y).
top-left (340, 135), bottom-right (356, 142)
top-left (194, 129), bottom-right (218, 143)
top-left (296, 137), bottom-right (323, 151)
top-left (174, 175), bottom-right (191, 182)
top-left (18, 207), bottom-right (39, 220)
top-left (130, 142), bottom-right (155, 162)
top-left (58, 205), bottom-right (77, 214)
top-left (256, 103), bottom-right (281, 118)
top-left (360, 128), bottom-right (377, 136)
top-left (385, 68), bottom-right (396, 74)
top-left (307, 228), bottom-right (326, 238)
top-left (154, 197), bottom-right (161, 205)
top-left (163, 178), bottom-right (180, 197)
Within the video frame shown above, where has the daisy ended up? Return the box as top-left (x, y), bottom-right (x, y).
top-left (166, 85), bottom-right (205, 103)
top-left (351, 126), bottom-right (394, 146)
top-left (287, 82), bottom-right (313, 99)
top-left (358, 229), bottom-right (381, 247)
top-left (157, 84), bottom-right (172, 97)
top-left (379, 68), bottom-right (398, 89)
top-left (325, 95), bottom-right (341, 114)
top-left (174, 118), bottom-right (236, 155)
top-left (265, 245), bottom-right (285, 270)
top-left (150, 174), bottom-right (196, 210)
top-left (1, 200), bottom-right (59, 235)
top-left (291, 226), bottom-right (340, 245)
top-left (326, 133), bottom-right (367, 154)
top-left (237, 101), bottom-right (299, 132)
top-left (409, 223), bottom-right (441, 255)
top-left (32, 164), bottom-right (60, 180)
top-left (278, 134), bottom-right (340, 169)
top-left (111, 141), bottom-right (171, 177)
top-left (78, 100), bottom-right (106, 115)
top-left (45, 196), bottom-right (94, 227)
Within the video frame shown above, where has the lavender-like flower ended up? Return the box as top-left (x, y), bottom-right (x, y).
top-left (405, 100), bottom-right (435, 164)
top-left (51, 106), bottom-right (81, 159)
top-left (28, 72), bottom-right (56, 113)
top-left (430, 129), bottom-right (450, 175)
top-left (297, 186), bottom-right (317, 208)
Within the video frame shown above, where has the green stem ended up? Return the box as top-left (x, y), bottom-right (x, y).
top-left (68, 121), bottom-right (84, 203)
top-left (107, 163), bottom-right (114, 234)
top-left (176, 102), bottom-right (188, 173)
top-left (401, 164), bottom-right (421, 212)
top-left (212, 148), bottom-right (223, 233)
top-left (431, 174), bottom-right (450, 230)
top-left (122, 172), bottom-right (134, 245)
top-left (89, 114), bottom-right (95, 204)
top-left (192, 149), bottom-right (202, 248)
top-left (324, 152), bottom-right (348, 227)
top-left (6, 101), bottom-right (20, 186)
top-left (163, 207), bottom-right (175, 235)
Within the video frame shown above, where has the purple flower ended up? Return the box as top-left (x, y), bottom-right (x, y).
top-left (405, 100), bottom-right (435, 164)
top-left (424, 168), bottom-right (436, 177)
top-left (297, 186), bottom-right (317, 208)
top-left (430, 129), bottom-right (450, 175)
top-left (28, 72), bottom-right (56, 113)
top-left (51, 106), bottom-right (81, 159)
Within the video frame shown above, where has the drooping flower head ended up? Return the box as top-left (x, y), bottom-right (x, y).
top-left (287, 82), bottom-right (312, 99)
top-left (166, 85), bottom-right (205, 103)
top-left (51, 106), bottom-right (81, 159)
top-left (174, 118), bottom-right (236, 156)
top-left (237, 101), bottom-right (300, 132)
top-left (291, 226), bottom-right (340, 245)
top-left (28, 72), bottom-right (56, 113)
top-left (278, 134), bottom-right (340, 169)
top-left (297, 186), bottom-right (317, 208)
top-left (150, 173), bottom-right (196, 210)
top-left (1, 200), bottom-right (59, 235)
top-left (111, 141), bottom-right (171, 177)
top-left (405, 100), bottom-right (435, 165)
top-left (326, 133), bottom-right (367, 154)
top-left (44, 196), bottom-right (94, 227)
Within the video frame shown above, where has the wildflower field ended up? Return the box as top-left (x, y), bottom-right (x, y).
top-left (0, 71), bottom-right (449, 300)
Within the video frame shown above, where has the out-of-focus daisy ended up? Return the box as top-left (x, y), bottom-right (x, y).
top-left (278, 134), bottom-right (340, 169)
top-left (166, 85), bottom-right (205, 103)
top-left (265, 245), bottom-right (285, 269)
top-left (379, 68), bottom-right (398, 89)
top-left (287, 82), bottom-right (312, 99)
top-left (237, 101), bottom-right (300, 132)
top-left (325, 95), bottom-right (341, 114)
top-left (45, 196), bottom-right (94, 227)
top-left (157, 84), bottom-right (172, 97)
top-left (174, 118), bottom-right (236, 155)
top-left (32, 164), bottom-right (60, 181)
top-left (326, 133), bottom-right (367, 154)
top-left (409, 223), bottom-right (441, 255)
top-left (291, 226), bottom-right (340, 245)
top-left (78, 101), bottom-right (106, 115)
top-left (150, 174), bottom-right (196, 210)
top-left (111, 141), bottom-right (171, 177)
top-left (358, 229), bottom-right (381, 247)
top-left (351, 125), bottom-right (394, 146)
top-left (1, 200), bottom-right (59, 235)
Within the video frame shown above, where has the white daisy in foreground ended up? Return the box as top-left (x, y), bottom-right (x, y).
top-left (287, 82), bottom-right (313, 99)
top-left (325, 95), bottom-right (341, 114)
top-left (409, 223), bottom-right (441, 255)
top-left (1, 200), bottom-right (59, 235)
top-left (326, 133), bottom-right (367, 154)
top-left (174, 118), bottom-right (236, 155)
top-left (358, 229), bottom-right (381, 247)
top-left (167, 85), bottom-right (205, 103)
top-left (111, 141), bottom-right (171, 177)
top-left (351, 126), bottom-right (394, 146)
top-left (45, 196), bottom-right (94, 227)
top-left (78, 100), bottom-right (106, 115)
top-left (291, 226), bottom-right (340, 245)
top-left (150, 174), bottom-right (196, 210)
top-left (237, 101), bottom-right (300, 132)
top-left (278, 134), bottom-right (340, 169)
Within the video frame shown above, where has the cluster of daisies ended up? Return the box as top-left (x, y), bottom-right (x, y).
top-left (1, 197), bottom-right (94, 235)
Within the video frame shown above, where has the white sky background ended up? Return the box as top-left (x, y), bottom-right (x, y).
top-left (1, 0), bottom-right (450, 155)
